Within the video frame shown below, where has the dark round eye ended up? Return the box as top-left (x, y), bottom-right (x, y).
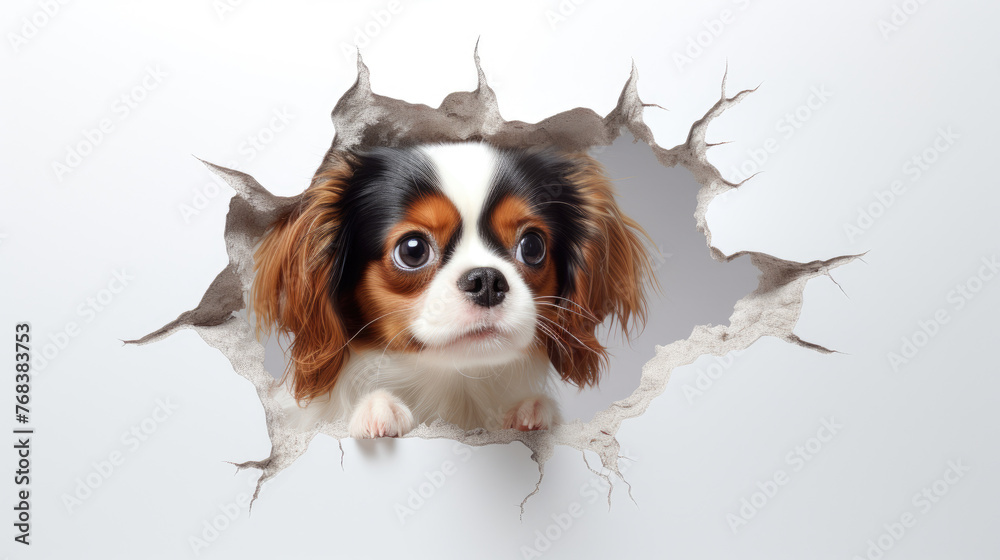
top-left (515, 232), bottom-right (545, 266)
top-left (393, 235), bottom-right (435, 270)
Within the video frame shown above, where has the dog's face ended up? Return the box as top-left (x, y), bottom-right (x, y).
top-left (252, 142), bottom-right (653, 402)
top-left (350, 144), bottom-right (561, 368)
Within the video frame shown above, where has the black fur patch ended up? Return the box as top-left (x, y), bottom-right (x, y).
top-left (326, 147), bottom-right (443, 300)
top-left (482, 148), bottom-right (590, 297)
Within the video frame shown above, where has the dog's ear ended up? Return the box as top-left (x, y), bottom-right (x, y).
top-left (546, 153), bottom-right (656, 388)
top-left (251, 153), bottom-right (357, 403)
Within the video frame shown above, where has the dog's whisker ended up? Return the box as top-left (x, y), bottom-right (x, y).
top-left (535, 322), bottom-right (572, 364)
top-left (499, 358), bottom-right (520, 395)
top-left (334, 306), bottom-right (416, 354)
top-left (534, 301), bottom-right (600, 323)
top-left (452, 361), bottom-right (481, 380)
top-left (533, 296), bottom-right (600, 321)
top-left (537, 315), bottom-right (604, 358)
top-left (375, 326), bottom-right (413, 387)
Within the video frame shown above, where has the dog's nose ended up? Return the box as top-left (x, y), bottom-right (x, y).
top-left (458, 267), bottom-right (509, 307)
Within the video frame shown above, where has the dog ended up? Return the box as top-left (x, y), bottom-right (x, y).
top-left (252, 142), bottom-right (654, 438)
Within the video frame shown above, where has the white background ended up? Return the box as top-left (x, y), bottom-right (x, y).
top-left (1, 1), bottom-right (997, 559)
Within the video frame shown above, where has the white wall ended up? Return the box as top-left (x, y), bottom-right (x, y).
top-left (1, 1), bottom-right (995, 558)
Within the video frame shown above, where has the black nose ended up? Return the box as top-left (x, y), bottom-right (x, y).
top-left (458, 267), bottom-right (509, 307)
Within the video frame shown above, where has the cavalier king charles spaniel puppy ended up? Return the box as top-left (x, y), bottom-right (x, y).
top-left (252, 142), bottom-right (654, 438)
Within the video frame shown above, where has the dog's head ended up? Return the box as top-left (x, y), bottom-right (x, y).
top-left (252, 142), bottom-right (655, 402)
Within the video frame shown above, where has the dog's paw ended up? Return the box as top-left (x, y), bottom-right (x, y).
top-left (348, 390), bottom-right (415, 438)
top-left (502, 395), bottom-right (558, 431)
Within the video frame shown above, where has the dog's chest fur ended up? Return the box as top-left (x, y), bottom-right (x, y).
top-left (277, 348), bottom-right (555, 431)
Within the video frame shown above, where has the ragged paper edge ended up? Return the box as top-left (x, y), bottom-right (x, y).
top-left (125, 46), bottom-right (860, 515)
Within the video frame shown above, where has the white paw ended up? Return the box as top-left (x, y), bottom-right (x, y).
top-left (502, 395), bottom-right (558, 431)
top-left (348, 390), bottom-right (415, 439)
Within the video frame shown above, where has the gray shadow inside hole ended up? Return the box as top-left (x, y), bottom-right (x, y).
top-left (262, 329), bottom-right (289, 384)
top-left (255, 137), bottom-right (760, 425)
top-left (551, 136), bottom-right (759, 422)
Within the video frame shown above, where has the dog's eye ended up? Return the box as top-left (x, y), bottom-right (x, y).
top-left (515, 232), bottom-right (545, 266)
top-left (393, 235), bottom-right (435, 270)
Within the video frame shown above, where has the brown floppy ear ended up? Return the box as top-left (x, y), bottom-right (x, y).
top-left (548, 153), bottom-right (656, 388)
top-left (251, 154), bottom-right (357, 403)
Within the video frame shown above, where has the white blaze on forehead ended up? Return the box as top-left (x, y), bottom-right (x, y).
top-left (418, 142), bottom-right (498, 233)
top-left (409, 143), bottom-right (537, 362)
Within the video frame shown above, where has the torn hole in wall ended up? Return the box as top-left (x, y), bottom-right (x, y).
top-left (126, 47), bottom-right (858, 515)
